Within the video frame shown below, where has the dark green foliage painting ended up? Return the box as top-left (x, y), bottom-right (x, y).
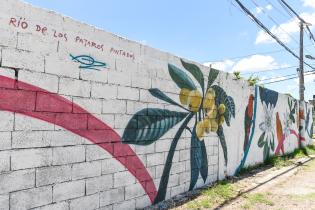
top-left (121, 59), bottom-right (236, 204)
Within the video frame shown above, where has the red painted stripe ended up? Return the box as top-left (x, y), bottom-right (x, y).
top-left (275, 129), bottom-right (305, 155)
top-left (0, 75), bottom-right (157, 202)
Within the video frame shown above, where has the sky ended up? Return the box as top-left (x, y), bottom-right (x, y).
top-left (22, 0), bottom-right (315, 100)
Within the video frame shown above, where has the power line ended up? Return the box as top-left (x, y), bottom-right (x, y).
top-left (278, 0), bottom-right (315, 45)
top-left (263, 0), bottom-right (292, 20)
top-left (260, 70), bottom-right (315, 85)
top-left (233, 0), bottom-right (315, 70)
top-left (250, 0), bottom-right (300, 46)
top-left (207, 44), bottom-right (314, 64)
top-left (241, 65), bottom-right (298, 75)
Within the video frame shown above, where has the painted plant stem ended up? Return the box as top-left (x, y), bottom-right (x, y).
top-left (235, 86), bottom-right (258, 175)
top-left (154, 112), bottom-right (194, 204)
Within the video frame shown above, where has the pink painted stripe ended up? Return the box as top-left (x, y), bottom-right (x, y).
top-left (0, 74), bottom-right (157, 202)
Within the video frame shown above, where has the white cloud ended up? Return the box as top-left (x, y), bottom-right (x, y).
top-left (256, 7), bottom-right (263, 15)
top-left (266, 4), bottom-right (273, 11)
top-left (231, 55), bottom-right (286, 72)
top-left (303, 0), bottom-right (315, 9)
top-left (203, 59), bottom-right (235, 72)
top-left (255, 1), bottom-right (315, 45)
top-left (203, 55), bottom-right (288, 73)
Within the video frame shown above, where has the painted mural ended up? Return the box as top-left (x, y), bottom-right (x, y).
top-left (122, 59), bottom-right (235, 203)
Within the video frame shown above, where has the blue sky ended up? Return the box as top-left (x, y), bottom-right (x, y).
top-left (23, 0), bottom-right (315, 100)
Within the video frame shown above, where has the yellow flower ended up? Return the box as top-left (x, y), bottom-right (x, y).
top-left (210, 119), bottom-right (218, 132)
top-left (203, 88), bottom-right (216, 110)
top-left (219, 115), bottom-right (225, 126)
top-left (207, 105), bottom-right (217, 119)
top-left (196, 121), bottom-right (205, 140)
top-left (218, 104), bottom-right (226, 115)
top-left (188, 90), bottom-right (202, 112)
top-left (179, 88), bottom-right (191, 105)
top-left (203, 118), bottom-right (211, 133)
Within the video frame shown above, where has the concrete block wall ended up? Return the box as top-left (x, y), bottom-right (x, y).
top-left (0, 0), bottom-right (313, 209)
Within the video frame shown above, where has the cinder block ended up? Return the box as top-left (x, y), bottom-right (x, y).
top-left (0, 151), bottom-right (10, 173)
top-left (59, 78), bottom-right (90, 97)
top-left (101, 158), bottom-right (125, 175)
top-left (14, 114), bottom-right (54, 131)
top-left (45, 54), bottom-right (79, 78)
top-left (102, 100), bottom-right (126, 114)
top-left (52, 146), bottom-right (85, 165)
top-left (117, 86), bottom-right (139, 101)
top-left (135, 195), bottom-right (151, 209)
top-left (17, 32), bottom-right (58, 54)
top-left (36, 165), bottom-right (72, 187)
top-left (125, 183), bottom-right (145, 200)
top-left (100, 188), bottom-right (124, 207)
top-left (71, 161), bottom-right (102, 180)
top-left (146, 153), bottom-right (165, 167)
top-left (107, 70), bottom-right (131, 86)
top-left (86, 144), bottom-right (112, 161)
top-left (91, 82), bottom-right (117, 99)
top-left (31, 201), bottom-right (69, 210)
top-left (11, 148), bottom-right (52, 170)
top-left (0, 132), bottom-right (11, 151)
top-left (2, 48), bottom-right (44, 72)
top-left (0, 169), bottom-right (35, 194)
top-left (80, 69), bottom-right (108, 83)
top-left (0, 194), bottom-right (9, 210)
top-left (12, 131), bottom-right (50, 149)
top-left (73, 97), bottom-right (102, 114)
top-left (69, 194), bottom-right (99, 210)
top-left (131, 74), bottom-right (151, 89)
top-left (113, 199), bottom-right (135, 210)
top-left (18, 70), bottom-right (59, 93)
top-left (0, 28), bottom-right (17, 48)
top-left (86, 174), bottom-right (113, 195)
top-left (126, 101), bottom-right (147, 115)
top-left (0, 112), bottom-right (14, 131)
top-left (44, 131), bottom-right (83, 147)
top-left (114, 171), bottom-right (136, 187)
top-left (10, 186), bottom-right (52, 210)
top-left (53, 180), bottom-right (85, 202)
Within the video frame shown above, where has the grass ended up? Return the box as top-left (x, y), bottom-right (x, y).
top-left (186, 181), bottom-right (236, 209)
top-left (239, 144), bottom-right (315, 174)
top-left (290, 192), bottom-right (315, 201)
top-left (241, 193), bottom-right (274, 209)
top-left (181, 144), bottom-right (315, 210)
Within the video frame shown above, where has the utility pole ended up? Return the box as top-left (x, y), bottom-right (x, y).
top-left (299, 21), bottom-right (305, 101)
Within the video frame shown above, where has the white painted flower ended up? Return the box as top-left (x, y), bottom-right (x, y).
top-left (283, 112), bottom-right (292, 137)
top-left (259, 102), bottom-right (275, 141)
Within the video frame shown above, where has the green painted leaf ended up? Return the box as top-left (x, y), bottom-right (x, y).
top-left (200, 140), bottom-right (208, 182)
top-left (207, 68), bottom-right (220, 89)
top-left (180, 59), bottom-right (205, 92)
top-left (149, 88), bottom-right (182, 107)
top-left (224, 110), bottom-right (231, 126)
top-left (189, 124), bottom-right (202, 190)
top-left (168, 64), bottom-right (196, 90)
top-left (263, 142), bottom-right (270, 161)
top-left (270, 133), bottom-right (275, 151)
top-left (122, 108), bottom-right (188, 145)
top-left (217, 126), bottom-right (228, 166)
top-left (224, 96), bottom-right (236, 118)
top-left (258, 132), bottom-right (265, 148)
top-left (212, 85), bottom-right (228, 105)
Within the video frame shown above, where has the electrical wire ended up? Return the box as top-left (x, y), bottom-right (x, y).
top-left (233, 0), bottom-right (315, 70)
top-left (250, 0), bottom-right (301, 47)
top-left (260, 70), bottom-right (315, 85)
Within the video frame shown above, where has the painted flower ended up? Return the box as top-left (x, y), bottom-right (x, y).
top-left (259, 102), bottom-right (275, 141)
top-left (282, 112), bottom-right (292, 138)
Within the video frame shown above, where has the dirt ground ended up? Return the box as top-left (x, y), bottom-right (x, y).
top-left (221, 157), bottom-right (315, 210)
